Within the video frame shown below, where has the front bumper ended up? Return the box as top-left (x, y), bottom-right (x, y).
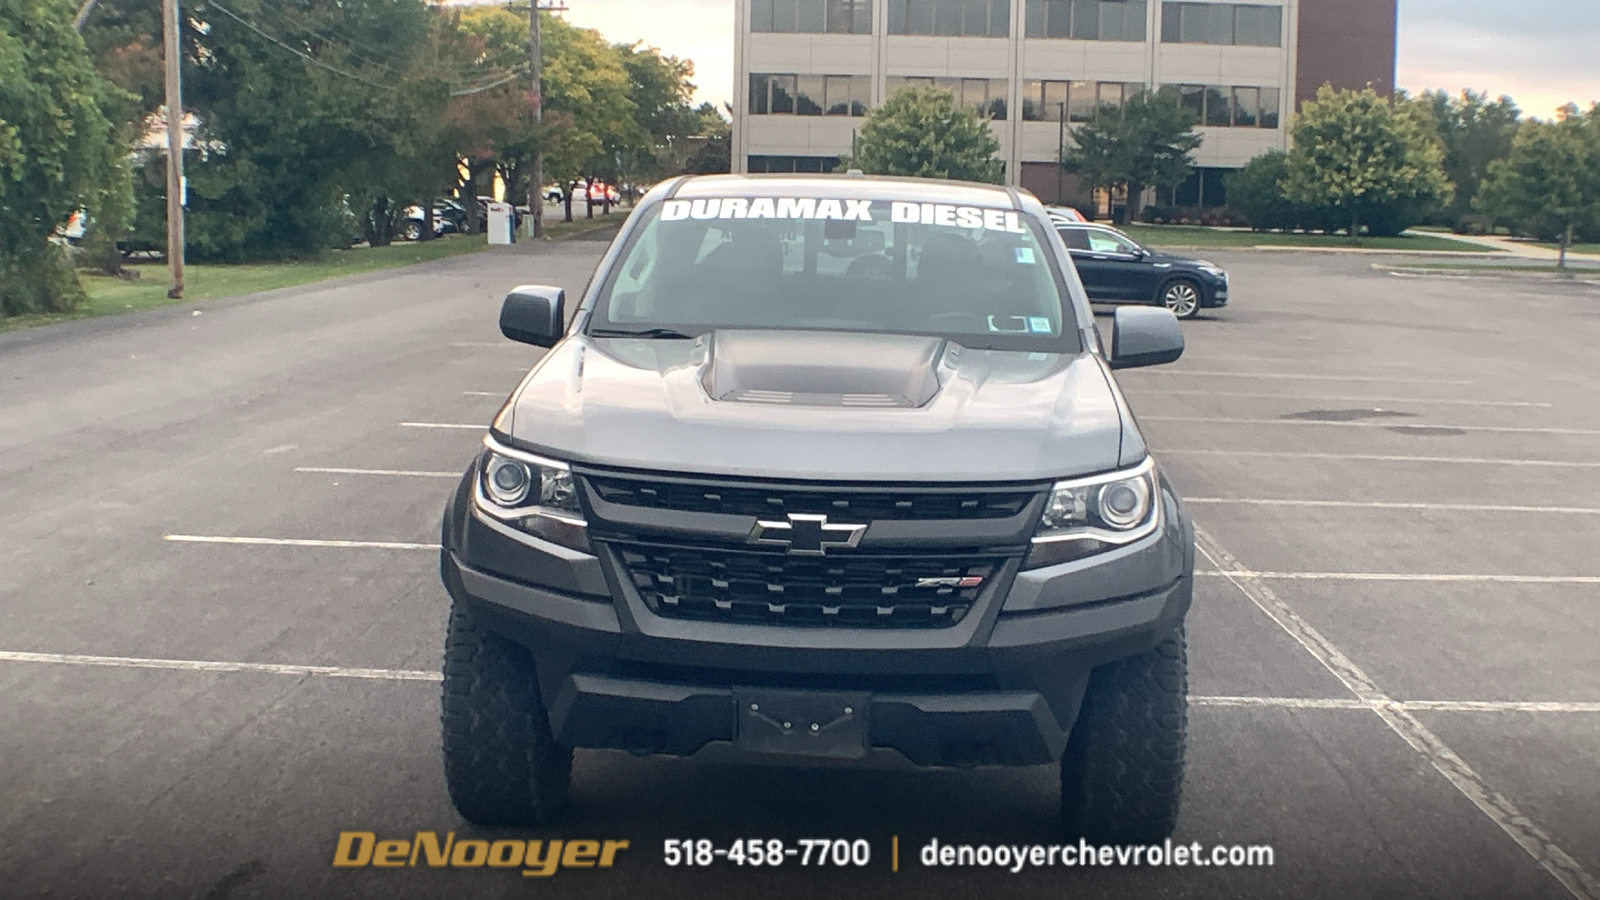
top-left (440, 463), bottom-right (1194, 767)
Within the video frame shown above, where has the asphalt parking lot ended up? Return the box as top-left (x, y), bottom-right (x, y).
top-left (1, 241), bottom-right (1597, 900)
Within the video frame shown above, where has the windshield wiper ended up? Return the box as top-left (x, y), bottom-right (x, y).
top-left (588, 327), bottom-right (699, 340)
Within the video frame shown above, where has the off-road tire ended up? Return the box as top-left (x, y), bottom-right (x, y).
top-left (441, 603), bottom-right (572, 826)
top-left (402, 221), bottom-right (424, 242)
top-left (1060, 628), bottom-right (1188, 843)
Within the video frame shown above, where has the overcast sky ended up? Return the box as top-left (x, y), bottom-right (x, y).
top-left (557, 0), bottom-right (1600, 119)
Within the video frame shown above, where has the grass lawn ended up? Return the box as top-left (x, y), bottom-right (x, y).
top-left (1121, 224), bottom-right (1497, 253)
top-left (542, 210), bottom-right (629, 239)
top-left (1, 233), bottom-right (492, 335)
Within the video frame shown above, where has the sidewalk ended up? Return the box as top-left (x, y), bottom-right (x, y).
top-left (1416, 232), bottom-right (1600, 264)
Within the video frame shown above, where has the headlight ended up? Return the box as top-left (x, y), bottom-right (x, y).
top-left (473, 436), bottom-right (589, 551)
top-left (1026, 457), bottom-right (1161, 569)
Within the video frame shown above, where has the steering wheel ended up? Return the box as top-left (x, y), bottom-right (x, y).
top-left (923, 312), bottom-right (984, 332)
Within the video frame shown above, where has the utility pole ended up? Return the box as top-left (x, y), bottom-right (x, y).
top-left (163, 0), bottom-right (185, 298)
top-left (527, 2), bottom-right (544, 240)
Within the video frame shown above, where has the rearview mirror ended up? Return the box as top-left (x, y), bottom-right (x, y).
top-left (500, 285), bottom-right (566, 347)
top-left (1109, 306), bottom-right (1184, 370)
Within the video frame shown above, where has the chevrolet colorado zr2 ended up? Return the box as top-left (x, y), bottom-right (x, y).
top-left (437, 174), bottom-right (1195, 842)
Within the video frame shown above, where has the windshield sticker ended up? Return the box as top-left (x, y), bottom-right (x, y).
top-left (661, 198), bottom-right (873, 222)
top-left (659, 198), bottom-right (1029, 234)
top-left (1028, 317), bottom-right (1053, 334)
top-left (891, 202), bottom-right (1028, 234)
top-left (987, 315), bottom-right (1032, 334)
top-left (1014, 247), bottom-right (1036, 265)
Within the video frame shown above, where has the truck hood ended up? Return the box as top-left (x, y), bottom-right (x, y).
top-left (496, 330), bottom-right (1129, 482)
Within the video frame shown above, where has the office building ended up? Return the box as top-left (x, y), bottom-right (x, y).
top-left (732, 0), bottom-right (1397, 210)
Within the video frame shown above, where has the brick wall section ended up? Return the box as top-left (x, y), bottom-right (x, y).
top-left (1295, 0), bottom-right (1398, 107)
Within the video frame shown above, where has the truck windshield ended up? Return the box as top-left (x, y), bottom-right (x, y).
top-left (589, 197), bottom-right (1083, 353)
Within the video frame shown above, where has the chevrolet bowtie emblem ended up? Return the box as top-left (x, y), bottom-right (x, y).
top-left (748, 513), bottom-right (867, 555)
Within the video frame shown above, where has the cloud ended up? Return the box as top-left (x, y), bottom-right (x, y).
top-left (1397, 2), bottom-right (1600, 117)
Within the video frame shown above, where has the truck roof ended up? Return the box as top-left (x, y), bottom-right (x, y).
top-left (669, 173), bottom-right (1025, 209)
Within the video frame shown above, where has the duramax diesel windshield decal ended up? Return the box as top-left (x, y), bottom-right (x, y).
top-left (659, 197), bottom-right (1030, 234)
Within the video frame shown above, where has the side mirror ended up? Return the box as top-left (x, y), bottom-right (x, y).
top-left (1109, 306), bottom-right (1184, 370)
top-left (500, 285), bottom-right (565, 347)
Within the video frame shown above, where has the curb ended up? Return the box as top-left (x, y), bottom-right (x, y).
top-left (1372, 263), bottom-right (1600, 285)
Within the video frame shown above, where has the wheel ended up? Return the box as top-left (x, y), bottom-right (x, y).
top-left (1159, 279), bottom-right (1202, 320)
top-left (401, 221), bottom-right (423, 242)
top-left (441, 603), bottom-right (573, 826)
top-left (1060, 627), bottom-right (1188, 843)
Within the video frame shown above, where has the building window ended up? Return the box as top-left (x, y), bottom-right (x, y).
top-left (1160, 2), bottom-right (1281, 46)
top-left (886, 76), bottom-right (1009, 119)
top-left (1021, 80), bottom-right (1143, 122)
top-left (748, 155), bottom-right (843, 173)
top-left (751, 74), bottom-right (871, 116)
top-left (887, 0), bottom-right (1011, 37)
top-left (752, 0), bottom-right (874, 34)
top-left (1161, 83), bottom-right (1281, 127)
top-left (1024, 0), bottom-right (1146, 41)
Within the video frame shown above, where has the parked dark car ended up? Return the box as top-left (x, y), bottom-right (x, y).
top-left (1055, 223), bottom-right (1228, 320)
top-left (401, 200), bottom-right (471, 241)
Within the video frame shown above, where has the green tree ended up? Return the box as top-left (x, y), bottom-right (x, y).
top-left (0, 0), bottom-right (134, 314)
top-left (684, 106), bottom-right (731, 175)
top-left (1226, 149), bottom-right (1345, 233)
top-left (1063, 89), bottom-right (1202, 221)
top-left (528, 15), bottom-right (636, 220)
top-left (614, 42), bottom-right (699, 191)
top-left (167, 0), bottom-right (441, 260)
top-left (1411, 89), bottom-right (1520, 228)
top-left (1224, 150), bottom-right (1296, 232)
top-left (1476, 105), bottom-right (1600, 267)
top-left (844, 86), bottom-right (1003, 184)
top-left (1285, 85), bottom-right (1453, 240)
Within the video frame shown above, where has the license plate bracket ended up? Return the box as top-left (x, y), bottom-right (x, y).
top-left (733, 688), bottom-right (870, 759)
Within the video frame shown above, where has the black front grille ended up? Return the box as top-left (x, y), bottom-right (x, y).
top-left (616, 543), bottom-right (1005, 629)
top-left (588, 476), bottom-right (1035, 521)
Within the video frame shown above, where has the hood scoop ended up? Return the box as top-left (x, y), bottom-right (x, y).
top-left (701, 330), bottom-right (945, 409)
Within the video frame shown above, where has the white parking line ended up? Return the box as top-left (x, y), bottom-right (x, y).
top-left (462, 391), bottom-right (504, 397)
top-left (1196, 527), bottom-right (1600, 900)
top-left (0, 651), bottom-right (440, 681)
top-left (1145, 416), bottom-right (1600, 436)
top-left (295, 467), bottom-right (459, 478)
top-left (1130, 371), bottom-right (1472, 385)
top-left (1193, 697), bottom-right (1600, 713)
top-left (1156, 449), bottom-right (1600, 468)
top-left (1185, 498), bottom-right (1600, 515)
top-left (1127, 390), bottom-right (1551, 408)
top-left (1174, 356), bottom-right (1421, 368)
top-left (1197, 570), bottom-right (1600, 584)
top-left (3, 652), bottom-right (1596, 715)
top-left (163, 533), bottom-right (1600, 583)
top-left (164, 535), bottom-right (439, 550)
top-left (400, 422), bottom-right (483, 430)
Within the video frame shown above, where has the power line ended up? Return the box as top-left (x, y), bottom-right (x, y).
top-left (208, 0), bottom-right (529, 96)
top-left (206, 0), bottom-right (397, 91)
top-left (449, 70), bottom-right (527, 97)
top-left (248, 0), bottom-right (404, 77)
